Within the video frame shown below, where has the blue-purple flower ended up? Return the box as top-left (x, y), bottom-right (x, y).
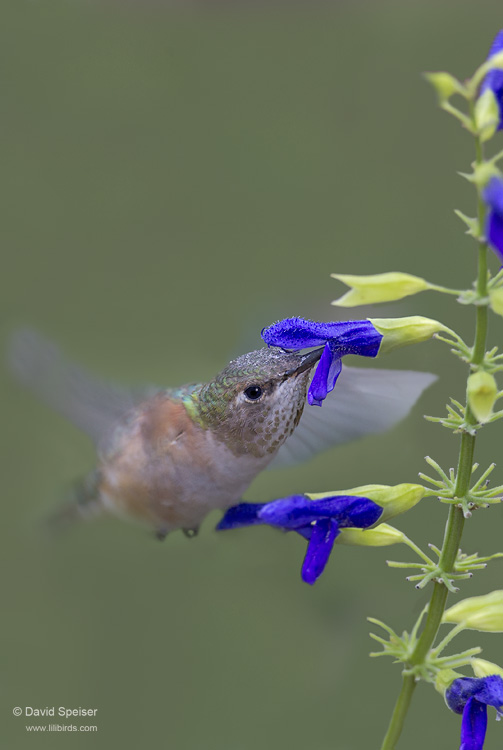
top-left (216, 494), bottom-right (383, 585)
top-left (261, 317), bottom-right (383, 406)
top-left (482, 176), bottom-right (503, 264)
top-left (481, 30), bottom-right (503, 130)
top-left (446, 675), bottom-right (503, 750)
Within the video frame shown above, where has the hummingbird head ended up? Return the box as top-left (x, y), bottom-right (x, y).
top-left (195, 346), bottom-right (324, 458)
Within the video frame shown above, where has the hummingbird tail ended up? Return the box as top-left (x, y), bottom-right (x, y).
top-left (45, 473), bottom-right (103, 534)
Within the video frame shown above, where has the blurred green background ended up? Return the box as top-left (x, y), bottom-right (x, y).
top-left (3, 1), bottom-right (503, 748)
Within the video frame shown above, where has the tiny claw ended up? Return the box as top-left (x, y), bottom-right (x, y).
top-left (183, 527), bottom-right (199, 539)
top-left (155, 528), bottom-right (169, 541)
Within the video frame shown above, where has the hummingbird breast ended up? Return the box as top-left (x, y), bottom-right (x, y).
top-left (97, 394), bottom-right (273, 533)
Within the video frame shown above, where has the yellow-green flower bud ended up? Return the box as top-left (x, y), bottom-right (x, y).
top-left (467, 370), bottom-right (498, 423)
top-left (331, 272), bottom-right (431, 307)
top-left (308, 484), bottom-right (425, 524)
top-left (369, 316), bottom-right (450, 355)
top-left (471, 658), bottom-right (503, 680)
top-left (489, 288), bottom-right (503, 317)
top-left (443, 590), bottom-right (503, 632)
top-left (475, 89), bottom-right (500, 143)
top-left (424, 72), bottom-right (465, 103)
top-left (335, 523), bottom-right (406, 547)
top-left (435, 669), bottom-right (463, 696)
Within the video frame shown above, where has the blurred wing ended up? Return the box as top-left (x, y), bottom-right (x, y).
top-left (8, 329), bottom-right (150, 447)
top-left (269, 366), bottom-right (436, 468)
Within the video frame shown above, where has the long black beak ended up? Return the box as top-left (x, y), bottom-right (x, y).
top-left (284, 347), bottom-right (325, 378)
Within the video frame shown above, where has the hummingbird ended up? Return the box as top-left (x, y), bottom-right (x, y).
top-left (9, 329), bottom-right (435, 539)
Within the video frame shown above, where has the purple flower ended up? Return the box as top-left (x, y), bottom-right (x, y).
top-left (481, 30), bottom-right (503, 130)
top-left (446, 675), bottom-right (503, 750)
top-left (216, 494), bottom-right (382, 585)
top-left (482, 176), bottom-right (503, 264)
top-left (261, 317), bottom-right (382, 406)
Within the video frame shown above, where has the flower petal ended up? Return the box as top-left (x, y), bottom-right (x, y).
top-left (216, 502), bottom-right (267, 530)
top-left (257, 494), bottom-right (382, 530)
top-left (483, 176), bottom-right (503, 217)
top-left (487, 210), bottom-right (503, 263)
top-left (482, 177), bottom-right (503, 262)
top-left (484, 29), bottom-right (503, 69)
top-left (294, 526), bottom-right (313, 540)
top-left (261, 317), bottom-right (382, 357)
top-left (257, 495), bottom-right (312, 528)
top-left (301, 519), bottom-right (340, 585)
top-left (261, 317), bottom-right (383, 407)
top-left (308, 343), bottom-right (342, 406)
top-left (460, 698), bottom-right (488, 750)
top-left (326, 321), bottom-right (383, 358)
top-left (262, 318), bottom-right (348, 349)
top-left (481, 30), bottom-right (503, 130)
top-left (332, 495), bottom-right (384, 528)
top-left (447, 678), bottom-right (479, 714)
top-left (474, 675), bottom-right (503, 710)
top-left (446, 675), bottom-right (503, 714)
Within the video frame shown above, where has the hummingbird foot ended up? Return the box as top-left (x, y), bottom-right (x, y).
top-left (183, 527), bottom-right (199, 539)
top-left (155, 527), bottom-right (169, 541)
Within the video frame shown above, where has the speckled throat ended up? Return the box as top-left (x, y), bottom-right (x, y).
top-left (184, 347), bottom-right (314, 458)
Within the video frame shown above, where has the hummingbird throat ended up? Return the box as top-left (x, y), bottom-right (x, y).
top-left (186, 350), bottom-right (313, 459)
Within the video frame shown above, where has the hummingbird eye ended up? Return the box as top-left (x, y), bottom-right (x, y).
top-left (243, 385), bottom-right (264, 402)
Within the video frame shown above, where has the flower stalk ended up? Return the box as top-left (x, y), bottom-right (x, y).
top-left (379, 92), bottom-right (491, 750)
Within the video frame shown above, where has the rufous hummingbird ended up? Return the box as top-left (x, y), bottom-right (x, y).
top-left (9, 330), bottom-right (434, 539)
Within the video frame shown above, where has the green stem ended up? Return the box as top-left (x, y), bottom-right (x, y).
top-left (428, 284), bottom-right (464, 296)
top-left (379, 676), bottom-right (416, 750)
top-left (473, 252), bottom-right (488, 365)
top-left (379, 506), bottom-right (466, 750)
top-left (473, 147), bottom-right (489, 365)
top-left (379, 123), bottom-right (489, 750)
top-left (380, 467), bottom-right (470, 750)
top-left (452, 433), bottom-right (475, 500)
top-left (410, 507), bottom-right (465, 666)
